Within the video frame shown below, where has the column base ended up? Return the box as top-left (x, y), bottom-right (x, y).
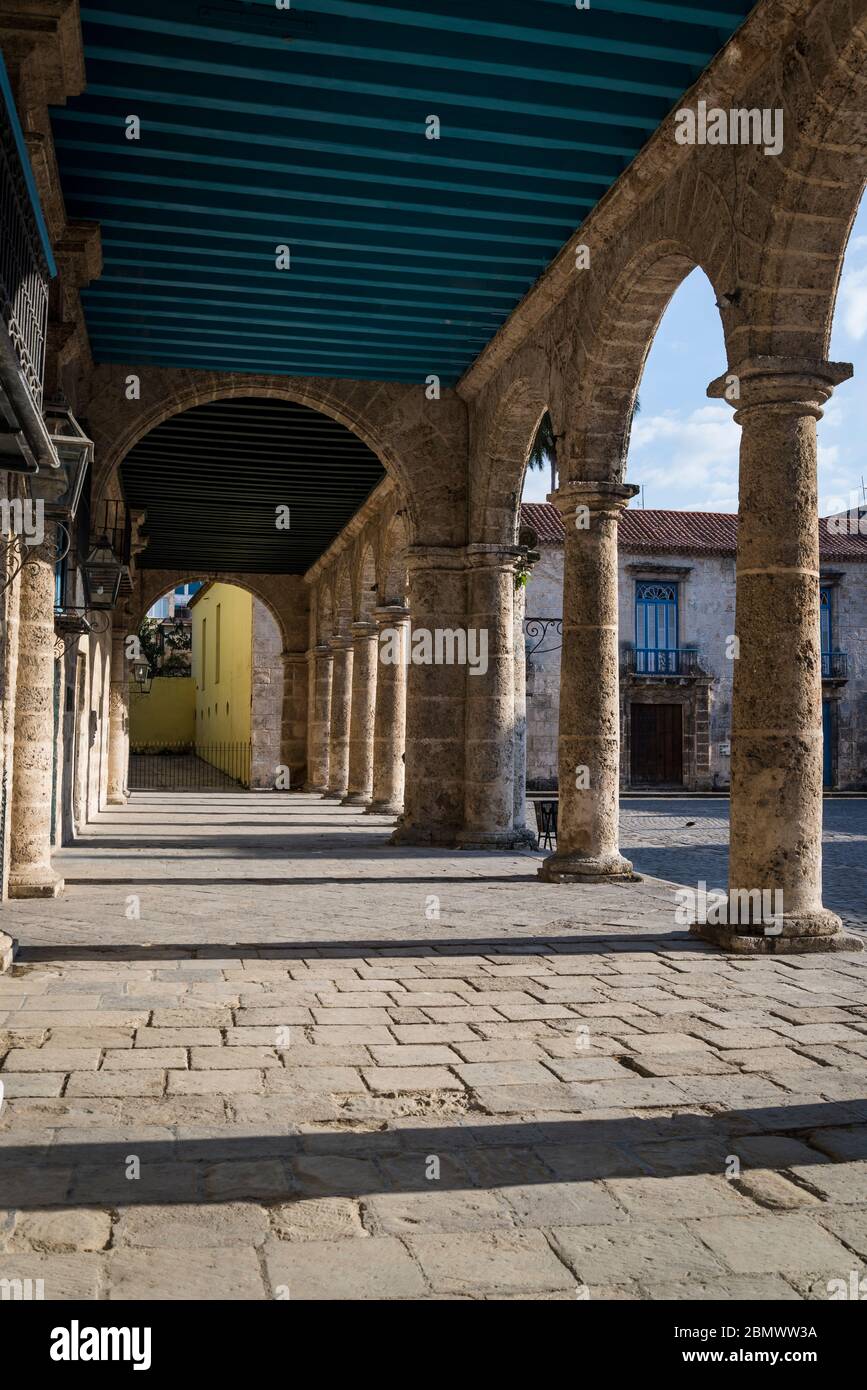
top-left (303, 782), bottom-right (328, 794)
top-left (364, 800), bottom-right (403, 816)
top-left (0, 931), bottom-right (16, 974)
top-left (690, 911), bottom-right (864, 955)
top-left (390, 823), bottom-right (462, 848)
top-left (456, 828), bottom-right (538, 851)
top-left (341, 791), bottom-right (372, 806)
top-left (107, 792), bottom-right (128, 806)
top-left (321, 789), bottom-right (347, 800)
top-left (8, 868), bottom-right (65, 899)
top-left (538, 850), bottom-right (639, 884)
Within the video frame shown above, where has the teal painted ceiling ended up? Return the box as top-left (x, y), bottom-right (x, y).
top-left (49, 0), bottom-right (756, 386)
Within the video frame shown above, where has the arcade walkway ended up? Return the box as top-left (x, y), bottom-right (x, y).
top-left (1, 797), bottom-right (866, 1299)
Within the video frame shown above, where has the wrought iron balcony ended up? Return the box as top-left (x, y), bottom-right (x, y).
top-left (0, 54), bottom-right (56, 471)
top-left (821, 650), bottom-right (848, 680)
top-left (623, 646), bottom-right (701, 677)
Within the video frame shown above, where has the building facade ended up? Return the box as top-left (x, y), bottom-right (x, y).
top-left (522, 503), bottom-right (867, 793)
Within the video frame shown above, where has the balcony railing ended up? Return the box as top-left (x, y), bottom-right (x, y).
top-left (623, 646), bottom-right (700, 677)
top-left (0, 56), bottom-right (53, 412)
top-left (822, 650), bottom-right (848, 680)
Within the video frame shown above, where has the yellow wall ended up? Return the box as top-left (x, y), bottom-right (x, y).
top-left (130, 677), bottom-right (196, 747)
top-left (191, 583), bottom-right (252, 783)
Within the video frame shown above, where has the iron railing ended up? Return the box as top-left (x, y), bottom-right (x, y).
top-left (623, 646), bottom-right (700, 677)
top-left (128, 742), bottom-right (251, 790)
top-left (524, 617), bottom-right (562, 655)
top-left (821, 650), bottom-right (848, 679)
top-left (0, 59), bottom-right (51, 410)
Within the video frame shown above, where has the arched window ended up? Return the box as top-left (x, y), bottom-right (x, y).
top-left (635, 581), bottom-right (678, 673)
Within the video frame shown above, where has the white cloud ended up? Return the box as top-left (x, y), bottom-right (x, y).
top-left (628, 403), bottom-right (740, 510)
top-left (836, 263), bottom-right (867, 341)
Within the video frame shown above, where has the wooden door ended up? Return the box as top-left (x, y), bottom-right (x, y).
top-left (630, 703), bottom-right (683, 785)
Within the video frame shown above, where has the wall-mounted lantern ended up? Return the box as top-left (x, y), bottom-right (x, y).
top-left (82, 536), bottom-right (123, 610)
top-left (24, 402), bottom-right (94, 519)
top-left (131, 658), bottom-right (153, 695)
top-left (41, 403), bottom-right (94, 520)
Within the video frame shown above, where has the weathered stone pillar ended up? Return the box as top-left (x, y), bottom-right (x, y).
top-left (323, 634), bottom-right (353, 799)
top-left (693, 357), bottom-right (861, 953)
top-left (539, 480), bottom-right (638, 882)
top-left (279, 651), bottom-right (308, 789)
top-left (513, 577), bottom-right (529, 838)
top-left (305, 644), bottom-right (332, 792)
top-left (366, 604), bottom-right (409, 816)
top-left (342, 621), bottom-right (378, 806)
top-left (9, 527), bottom-right (64, 898)
top-left (392, 546), bottom-right (467, 846)
top-left (458, 546), bottom-right (531, 848)
top-left (107, 625), bottom-right (129, 804)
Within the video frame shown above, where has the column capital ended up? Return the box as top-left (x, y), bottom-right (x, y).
top-left (282, 651), bottom-right (308, 667)
top-left (350, 620), bottom-right (378, 640)
top-left (327, 632), bottom-right (354, 652)
top-left (549, 480), bottom-right (639, 523)
top-left (464, 543), bottom-right (523, 571)
top-left (373, 604), bottom-right (410, 626)
top-left (310, 643), bottom-right (333, 660)
top-left (709, 357), bottom-right (853, 423)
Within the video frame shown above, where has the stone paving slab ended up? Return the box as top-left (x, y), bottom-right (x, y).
top-left (1, 794), bottom-right (867, 1300)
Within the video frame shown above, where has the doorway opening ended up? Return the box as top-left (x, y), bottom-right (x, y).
top-left (129, 580), bottom-right (283, 792)
top-left (630, 703), bottom-right (684, 787)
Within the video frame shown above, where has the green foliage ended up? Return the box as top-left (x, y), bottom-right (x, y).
top-left (137, 616), bottom-right (192, 677)
top-left (527, 411), bottom-right (556, 473)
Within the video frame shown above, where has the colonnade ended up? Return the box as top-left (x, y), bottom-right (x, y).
top-left (310, 609), bottom-right (409, 820)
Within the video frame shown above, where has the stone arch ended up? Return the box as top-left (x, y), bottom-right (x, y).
top-left (379, 510), bottom-right (410, 607)
top-left (332, 561), bottom-right (353, 635)
top-left (563, 238), bottom-right (727, 484)
top-left (131, 568), bottom-right (307, 786)
top-left (468, 344), bottom-right (552, 546)
top-left (84, 365), bottom-right (469, 547)
top-left (354, 540), bottom-right (378, 622)
top-left (134, 570), bottom-right (292, 654)
top-left (316, 585), bottom-right (333, 646)
top-left (725, 2), bottom-right (867, 362)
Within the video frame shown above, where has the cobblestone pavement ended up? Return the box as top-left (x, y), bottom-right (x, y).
top-left (621, 798), bottom-right (867, 933)
top-left (1, 794), bottom-right (866, 1301)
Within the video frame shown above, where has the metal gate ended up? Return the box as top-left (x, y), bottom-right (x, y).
top-left (128, 742), bottom-right (251, 790)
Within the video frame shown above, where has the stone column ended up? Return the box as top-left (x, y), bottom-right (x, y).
top-left (279, 651), bottom-right (308, 788)
top-left (323, 634), bottom-right (353, 799)
top-left (693, 357), bottom-right (861, 953)
top-left (9, 527), bottom-right (64, 898)
top-left (458, 546), bottom-right (531, 848)
top-left (513, 577), bottom-right (529, 838)
top-left (391, 546), bottom-right (467, 846)
top-left (305, 644), bottom-right (332, 792)
top-left (539, 480), bottom-right (638, 882)
top-left (366, 604), bottom-right (409, 816)
top-left (342, 621), bottom-right (378, 805)
top-left (107, 625), bottom-right (129, 804)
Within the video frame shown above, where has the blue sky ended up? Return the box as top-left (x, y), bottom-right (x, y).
top-left (522, 196), bottom-right (867, 516)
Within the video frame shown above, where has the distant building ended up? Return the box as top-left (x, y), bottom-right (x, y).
top-left (521, 504), bottom-right (867, 792)
top-left (146, 580), bottom-right (202, 621)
